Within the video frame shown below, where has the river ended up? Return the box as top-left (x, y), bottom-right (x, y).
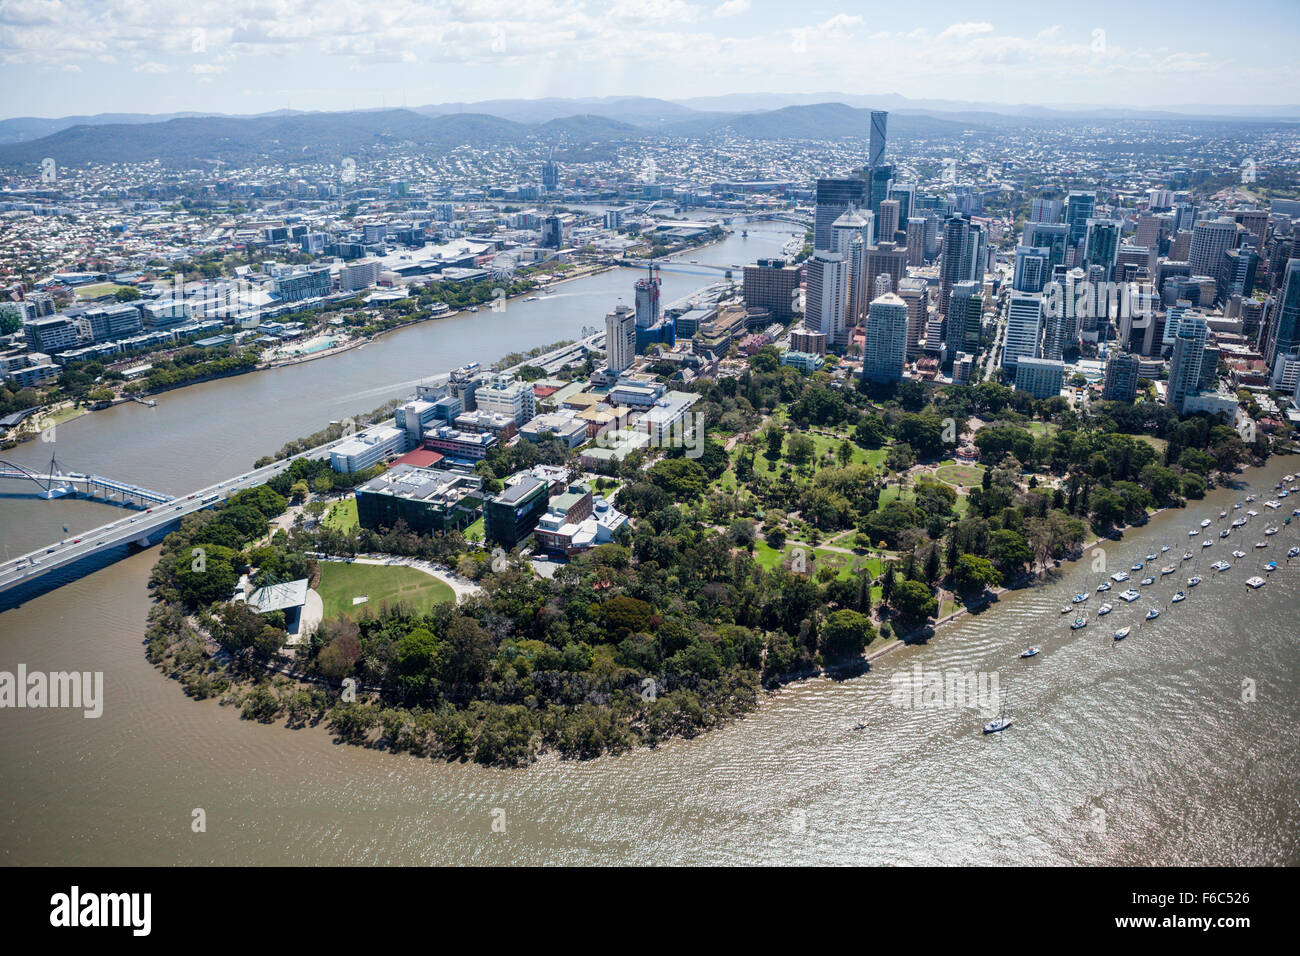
top-left (2, 223), bottom-right (1297, 865)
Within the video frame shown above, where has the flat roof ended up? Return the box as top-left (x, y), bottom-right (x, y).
top-left (247, 578), bottom-right (309, 613)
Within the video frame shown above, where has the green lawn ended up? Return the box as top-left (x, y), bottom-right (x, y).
top-left (753, 537), bottom-right (884, 582)
top-left (322, 497), bottom-right (358, 532)
top-left (463, 516), bottom-right (485, 543)
top-left (934, 461), bottom-right (986, 487)
top-left (74, 282), bottom-right (131, 299)
top-left (316, 561), bottom-right (455, 621)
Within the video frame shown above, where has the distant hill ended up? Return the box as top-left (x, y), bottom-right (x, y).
top-left (662, 102), bottom-right (989, 141)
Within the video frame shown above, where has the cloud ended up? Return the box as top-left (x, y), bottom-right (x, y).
top-left (939, 22), bottom-right (995, 41)
top-left (713, 0), bottom-right (749, 16)
top-left (133, 61), bottom-right (174, 73)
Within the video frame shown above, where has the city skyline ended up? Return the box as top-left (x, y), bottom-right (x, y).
top-left (2, 0), bottom-right (1298, 119)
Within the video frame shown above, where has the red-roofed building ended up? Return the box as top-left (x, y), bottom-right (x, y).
top-left (391, 448), bottom-right (446, 469)
top-left (533, 384), bottom-right (561, 399)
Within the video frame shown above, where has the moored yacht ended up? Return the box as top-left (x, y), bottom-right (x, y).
top-left (1146, 606), bottom-right (1161, 620)
top-left (1020, 647), bottom-right (1040, 658)
top-left (1213, 559), bottom-right (1232, 571)
top-left (1171, 590), bottom-right (1186, 603)
top-left (1098, 603), bottom-right (1113, 616)
top-left (1120, 588), bottom-right (1141, 602)
top-left (1245, 576), bottom-right (1266, 589)
top-left (1231, 549), bottom-right (1245, 559)
top-left (1113, 626), bottom-right (1131, 640)
top-left (1188, 575), bottom-right (1202, 587)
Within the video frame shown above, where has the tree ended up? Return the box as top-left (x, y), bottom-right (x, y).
top-left (648, 458), bottom-right (707, 500)
top-left (820, 609), bottom-right (876, 660)
top-left (987, 528), bottom-right (1032, 580)
top-left (891, 579), bottom-right (938, 628)
top-left (952, 554), bottom-right (1002, 595)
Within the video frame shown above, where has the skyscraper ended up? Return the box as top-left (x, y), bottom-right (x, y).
top-left (1188, 217), bottom-right (1238, 279)
top-left (1084, 219), bottom-right (1122, 282)
top-left (1024, 221), bottom-right (1070, 271)
top-left (947, 280), bottom-right (984, 360)
top-left (832, 207), bottom-right (873, 327)
top-left (1002, 293), bottom-right (1044, 372)
top-left (1264, 259), bottom-right (1300, 367)
top-left (939, 216), bottom-right (984, 315)
top-left (862, 292), bottom-right (907, 383)
top-left (906, 218), bottom-right (927, 268)
top-left (814, 177), bottom-right (867, 251)
top-left (877, 198), bottom-right (900, 242)
top-left (898, 276), bottom-right (927, 361)
top-left (805, 250), bottom-right (851, 350)
top-left (1102, 350), bottom-right (1140, 402)
top-left (633, 264), bottom-right (661, 329)
top-left (1013, 246), bottom-right (1050, 293)
top-left (1030, 197), bottom-right (1064, 223)
top-left (865, 241), bottom-right (908, 313)
top-left (1065, 191), bottom-right (1097, 245)
top-left (1168, 312), bottom-right (1209, 413)
top-left (604, 304), bottom-right (636, 374)
top-left (869, 110), bottom-right (888, 168)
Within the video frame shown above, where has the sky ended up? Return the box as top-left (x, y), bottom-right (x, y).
top-left (1, 0), bottom-right (1297, 118)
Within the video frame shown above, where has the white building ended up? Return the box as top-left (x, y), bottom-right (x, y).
top-left (329, 425), bottom-right (407, 474)
top-left (473, 374), bottom-right (536, 426)
top-left (1014, 356), bottom-right (1065, 399)
top-left (862, 292), bottom-right (908, 383)
top-left (1002, 293), bottom-right (1044, 372)
top-left (804, 250), bottom-right (851, 351)
top-left (604, 304), bottom-right (636, 374)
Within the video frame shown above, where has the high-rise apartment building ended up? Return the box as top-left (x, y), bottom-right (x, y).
top-left (862, 292), bottom-right (908, 383)
top-left (604, 304), bottom-right (636, 374)
top-left (814, 177), bottom-right (866, 251)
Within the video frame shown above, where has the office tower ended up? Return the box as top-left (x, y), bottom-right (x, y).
top-left (952, 352), bottom-right (975, 385)
top-left (1030, 197), bottom-right (1064, 223)
top-left (947, 280), bottom-right (983, 359)
top-left (1042, 294), bottom-right (1074, 361)
top-left (862, 292), bottom-right (907, 383)
top-left (889, 182), bottom-right (915, 222)
top-left (923, 213), bottom-right (941, 260)
top-left (805, 250), bottom-right (851, 350)
top-left (906, 218), bottom-right (927, 267)
top-left (814, 177), bottom-right (866, 251)
top-left (1136, 214), bottom-right (1163, 251)
top-left (1188, 217), bottom-right (1238, 278)
top-left (1199, 344), bottom-right (1221, 389)
top-left (633, 264), bottom-right (661, 329)
top-left (541, 215), bottom-right (563, 249)
top-left (1233, 208), bottom-right (1269, 249)
top-left (1218, 247), bottom-right (1257, 305)
top-left (1024, 221), bottom-right (1069, 271)
top-left (867, 165), bottom-right (893, 220)
top-left (898, 276), bottom-right (927, 360)
top-left (1264, 259), bottom-right (1300, 366)
top-left (1101, 350), bottom-right (1141, 402)
top-left (1146, 189), bottom-right (1173, 211)
top-left (1014, 357), bottom-right (1066, 399)
top-left (874, 273), bottom-right (894, 298)
top-left (832, 207), bottom-right (873, 326)
top-left (865, 241), bottom-right (908, 313)
top-left (742, 258), bottom-right (801, 321)
top-left (542, 158), bottom-right (559, 192)
top-left (1170, 230), bottom-right (1193, 262)
top-left (604, 304), bottom-right (636, 374)
top-left (1241, 296), bottom-right (1266, 344)
top-left (1172, 202), bottom-right (1199, 233)
top-left (1002, 293), bottom-right (1044, 372)
top-left (869, 110), bottom-right (888, 168)
top-left (1084, 219), bottom-right (1122, 281)
top-left (877, 199), bottom-right (900, 242)
top-left (939, 215), bottom-right (975, 315)
top-left (1065, 191), bottom-right (1097, 245)
top-left (1168, 312), bottom-right (1209, 413)
top-left (1013, 246), bottom-right (1050, 293)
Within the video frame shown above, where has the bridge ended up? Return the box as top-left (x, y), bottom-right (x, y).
top-left (622, 258), bottom-right (735, 277)
top-left (0, 440), bottom-right (350, 606)
top-left (1, 453), bottom-right (174, 508)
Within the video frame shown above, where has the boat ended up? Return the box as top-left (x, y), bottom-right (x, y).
top-left (1233, 502), bottom-right (1242, 510)
top-left (1161, 544), bottom-right (1171, 553)
top-left (1140, 576), bottom-right (1155, 586)
top-left (1245, 576), bottom-right (1267, 589)
top-left (1145, 553), bottom-right (1157, 562)
top-left (524, 295), bottom-right (540, 301)
top-left (1212, 560), bottom-right (1232, 571)
top-left (1255, 541), bottom-right (1268, 549)
top-left (1098, 603), bottom-right (1113, 616)
top-left (1071, 592), bottom-right (1088, 604)
top-left (1265, 526), bottom-right (1279, 536)
top-left (1146, 607), bottom-right (1161, 620)
top-left (1219, 529), bottom-right (1230, 538)
top-left (1293, 509), bottom-right (1300, 517)
top-left (1171, 590), bottom-right (1187, 603)
top-left (1247, 495), bottom-right (1256, 502)
top-left (1264, 561), bottom-right (1278, 573)
top-left (1188, 575), bottom-right (1202, 587)
top-left (1183, 550), bottom-right (1194, 561)
top-left (1097, 582), bottom-right (1112, 592)
top-left (1219, 511), bottom-right (1228, 519)
top-left (983, 693), bottom-right (1013, 734)
top-left (1232, 517), bottom-right (1247, 528)
top-left (1202, 539), bottom-right (1213, 548)
top-left (1188, 529), bottom-right (1199, 537)
top-left (851, 721), bottom-right (868, 731)
top-left (1200, 518), bottom-right (1211, 528)
top-left (1111, 571), bottom-right (1130, 582)
top-left (1060, 604), bottom-right (1071, 614)
top-left (1131, 561), bottom-right (1145, 571)
top-left (1288, 547), bottom-right (1299, 558)
top-left (468, 305), bottom-right (479, 312)
top-left (1248, 509), bottom-right (1259, 517)
top-left (1232, 549), bottom-right (1245, 559)
top-left (1020, 647), bottom-right (1040, 659)
top-left (1070, 614), bottom-right (1088, 630)
top-left (1161, 565), bottom-right (1176, 575)
top-left (1113, 626), bottom-right (1131, 641)
top-left (1120, 588), bottom-right (1141, 602)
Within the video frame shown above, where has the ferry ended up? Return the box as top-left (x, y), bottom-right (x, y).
top-left (1096, 582), bottom-right (1112, 592)
top-left (1098, 603), bottom-right (1113, 616)
top-left (1232, 549), bottom-right (1246, 559)
top-left (1120, 588), bottom-right (1141, 602)
top-left (1171, 590), bottom-right (1187, 603)
top-left (1188, 575), bottom-right (1202, 587)
top-left (1141, 576), bottom-right (1156, 586)
top-left (1111, 571), bottom-right (1130, 582)
top-left (1113, 626), bottom-right (1131, 641)
top-left (1212, 560), bottom-right (1232, 571)
top-left (1020, 647), bottom-right (1040, 659)
top-left (1146, 607), bottom-right (1161, 620)
top-left (1245, 576), bottom-right (1267, 590)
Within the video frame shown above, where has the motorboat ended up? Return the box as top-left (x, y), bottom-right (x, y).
top-left (1140, 576), bottom-right (1155, 586)
top-left (1071, 592), bottom-right (1088, 604)
top-left (1219, 511), bottom-right (1228, 519)
top-left (1264, 561), bottom-right (1279, 573)
top-left (1120, 588), bottom-right (1141, 602)
top-left (1171, 590), bottom-right (1187, 603)
top-left (1131, 562), bottom-right (1145, 571)
top-left (1161, 545), bottom-right (1171, 553)
top-left (1188, 576), bottom-right (1202, 587)
top-left (1288, 546), bottom-right (1299, 558)
top-left (1111, 571), bottom-right (1130, 582)
top-left (1246, 576), bottom-right (1266, 589)
top-left (1020, 647), bottom-right (1040, 659)
top-left (1232, 550), bottom-right (1245, 559)
top-left (1212, 560), bottom-right (1232, 571)
top-left (1098, 603), bottom-right (1113, 616)
top-left (1183, 550), bottom-right (1194, 561)
top-left (1145, 553), bottom-right (1157, 562)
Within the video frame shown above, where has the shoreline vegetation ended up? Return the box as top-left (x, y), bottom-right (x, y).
top-left (141, 330), bottom-right (1292, 767)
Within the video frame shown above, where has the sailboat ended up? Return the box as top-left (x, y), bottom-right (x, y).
top-left (1070, 610), bottom-right (1088, 630)
top-left (1113, 625), bottom-right (1131, 641)
top-left (983, 692), bottom-right (1013, 734)
top-left (1171, 590), bottom-right (1187, 603)
top-left (1145, 606), bottom-right (1161, 620)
